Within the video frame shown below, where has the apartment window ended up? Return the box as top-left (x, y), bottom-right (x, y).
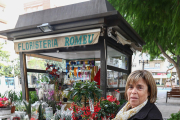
top-left (155, 63), bottom-right (160, 68)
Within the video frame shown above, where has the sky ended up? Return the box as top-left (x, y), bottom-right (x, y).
top-left (0, 0), bottom-right (90, 60)
top-left (3, 0), bottom-right (90, 30)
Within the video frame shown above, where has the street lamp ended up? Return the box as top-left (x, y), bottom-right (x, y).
top-left (139, 60), bottom-right (148, 70)
top-left (6, 79), bottom-right (9, 88)
top-left (11, 60), bottom-right (15, 89)
top-left (13, 64), bottom-right (15, 89)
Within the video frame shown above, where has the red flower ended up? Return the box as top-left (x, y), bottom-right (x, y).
top-left (30, 118), bottom-right (36, 120)
top-left (115, 89), bottom-right (120, 93)
top-left (115, 100), bottom-right (120, 105)
top-left (0, 102), bottom-right (4, 107)
top-left (107, 95), bottom-right (117, 102)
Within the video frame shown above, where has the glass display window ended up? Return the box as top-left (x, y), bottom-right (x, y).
top-left (107, 46), bottom-right (129, 70)
top-left (118, 72), bottom-right (128, 87)
top-left (26, 56), bottom-right (66, 71)
top-left (107, 70), bottom-right (118, 88)
top-left (65, 59), bottom-right (99, 82)
top-left (107, 70), bottom-right (128, 88)
top-left (27, 72), bottom-right (48, 88)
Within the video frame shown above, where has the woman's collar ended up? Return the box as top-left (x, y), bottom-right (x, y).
top-left (131, 100), bottom-right (153, 119)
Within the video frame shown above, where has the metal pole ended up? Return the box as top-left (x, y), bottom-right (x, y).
top-left (142, 60), bottom-right (144, 70)
top-left (14, 64), bottom-right (15, 89)
top-left (8, 78), bottom-right (9, 88)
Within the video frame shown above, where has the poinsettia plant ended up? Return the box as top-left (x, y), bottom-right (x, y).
top-left (69, 89), bottom-right (121, 120)
top-left (69, 102), bottom-right (101, 120)
top-left (107, 95), bottom-right (120, 105)
top-left (96, 97), bottom-right (120, 119)
top-left (95, 89), bottom-right (121, 119)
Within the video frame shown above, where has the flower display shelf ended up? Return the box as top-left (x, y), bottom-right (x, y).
top-left (0, 113), bottom-right (16, 120)
top-left (0, 107), bottom-right (12, 116)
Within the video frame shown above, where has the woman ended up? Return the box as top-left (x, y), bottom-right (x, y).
top-left (113, 70), bottom-right (163, 120)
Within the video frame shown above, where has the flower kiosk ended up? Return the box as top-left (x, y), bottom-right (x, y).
top-left (0, 0), bottom-right (145, 119)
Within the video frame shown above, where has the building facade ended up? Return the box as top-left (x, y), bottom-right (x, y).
top-left (0, 0), bottom-right (7, 32)
top-left (24, 0), bottom-right (50, 13)
top-left (132, 52), bottom-right (178, 86)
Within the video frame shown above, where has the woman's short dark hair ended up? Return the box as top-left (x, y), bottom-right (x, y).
top-left (125, 70), bottom-right (157, 103)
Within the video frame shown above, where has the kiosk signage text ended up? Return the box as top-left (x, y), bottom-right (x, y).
top-left (14, 31), bottom-right (100, 52)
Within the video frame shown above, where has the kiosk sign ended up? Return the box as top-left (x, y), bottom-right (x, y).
top-left (14, 30), bottom-right (100, 52)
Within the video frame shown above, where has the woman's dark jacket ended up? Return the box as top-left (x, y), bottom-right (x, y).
top-left (116, 100), bottom-right (163, 120)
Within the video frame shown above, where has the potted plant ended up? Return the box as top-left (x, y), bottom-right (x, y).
top-left (96, 90), bottom-right (121, 119)
top-left (5, 90), bottom-right (19, 104)
top-left (96, 98), bottom-right (120, 119)
top-left (4, 90), bottom-right (19, 113)
top-left (68, 81), bottom-right (102, 106)
top-left (38, 104), bottom-right (43, 120)
top-left (23, 100), bottom-right (31, 119)
top-left (62, 91), bottom-right (68, 102)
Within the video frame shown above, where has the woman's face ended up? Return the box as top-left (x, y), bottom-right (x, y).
top-left (127, 78), bottom-right (149, 108)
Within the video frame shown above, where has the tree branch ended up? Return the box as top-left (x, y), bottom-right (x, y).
top-left (177, 55), bottom-right (180, 66)
top-left (154, 39), bottom-right (177, 66)
top-left (166, 66), bottom-right (174, 74)
top-left (166, 46), bottom-right (176, 56)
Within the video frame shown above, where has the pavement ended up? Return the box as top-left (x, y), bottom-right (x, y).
top-left (156, 87), bottom-right (180, 119)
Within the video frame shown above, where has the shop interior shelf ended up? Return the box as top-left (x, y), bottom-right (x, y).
top-left (69, 70), bottom-right (92, 72)
top-left (69, 64), bottom-right (91, 67)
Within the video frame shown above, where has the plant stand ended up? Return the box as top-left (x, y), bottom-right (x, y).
top-left (0, 113), bottom-right (16, 120)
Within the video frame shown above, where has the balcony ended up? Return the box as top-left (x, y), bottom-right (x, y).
top-left (153, 75), bottom-right (167, 79)
top-left (144, 67), bottom-right (160, 70)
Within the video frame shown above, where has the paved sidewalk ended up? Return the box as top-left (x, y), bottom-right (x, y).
top-left (156, 87), bottom-right (180, 119)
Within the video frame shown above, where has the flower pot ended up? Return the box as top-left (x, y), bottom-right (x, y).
top-left (11, 106), bottom-right (15, 113)
top-left (12, 117), bottom-right (20, 120)
top-left (63, 98), bottom-right (68, 102)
